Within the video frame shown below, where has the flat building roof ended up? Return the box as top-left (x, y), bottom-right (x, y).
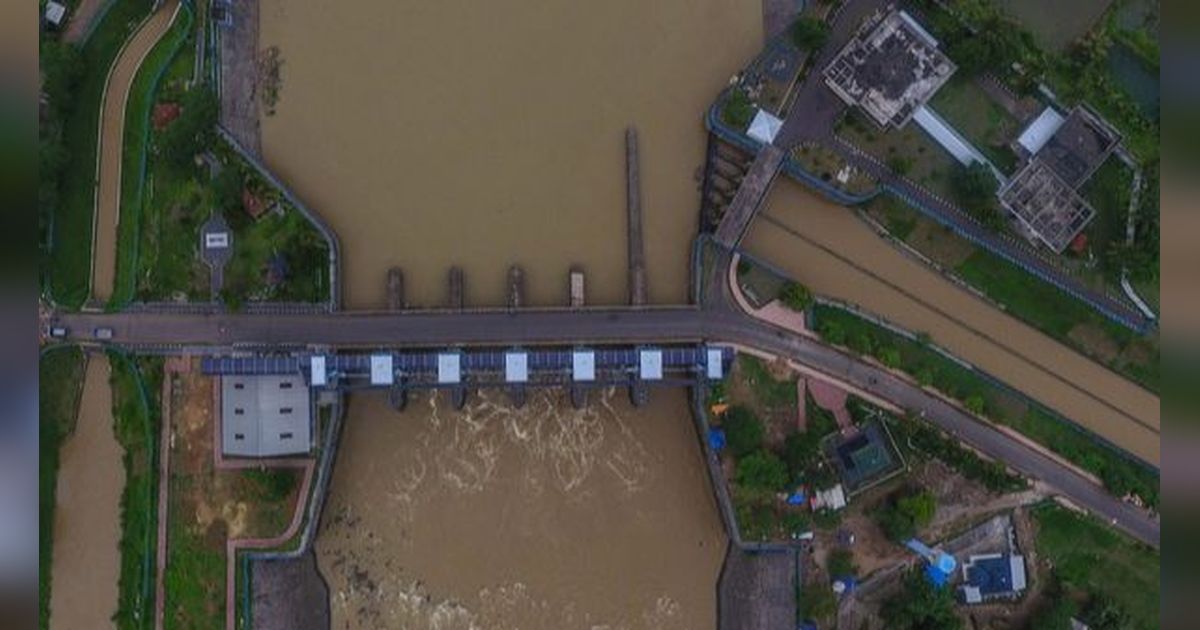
top-left (222, 375), bottom-right (312, 457)
top-left (823, 9), bottom-right (956, 129)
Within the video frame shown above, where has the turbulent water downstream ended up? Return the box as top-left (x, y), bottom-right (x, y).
top-left (317, 390), bottom-right (724, 629)
top-left (260, 0), bottom-right (761, 308)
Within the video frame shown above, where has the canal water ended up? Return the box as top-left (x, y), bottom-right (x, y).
top-left (744, 182), bottom-right (1160, 465)
top-left (48, 356), bottom-right (125, 630)
top-left (317, 389), bottom-right (725, 629)
top-left (259, 0), bottom-right (761, 308)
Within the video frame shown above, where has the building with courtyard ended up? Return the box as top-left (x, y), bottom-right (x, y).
top-left (823, 7), bottom-right (956, 129)
top-left (1000, 106), bottom-right (1122, 252)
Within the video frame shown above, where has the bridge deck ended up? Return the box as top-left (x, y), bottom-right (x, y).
top-left (714, 144), bottom-right (785, 248)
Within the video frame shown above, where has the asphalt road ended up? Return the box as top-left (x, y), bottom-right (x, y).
top-left (55, 306), bottom-right (1159, 546)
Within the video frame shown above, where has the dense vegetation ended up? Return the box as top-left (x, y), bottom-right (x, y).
top-left (881, 567), bottom-right (962, 630)
top-left (1033, 502), bottom-right (1159, 630)
top-left (814, 304), bottom-right (1158, 506)
top-left (875, 486), bottom-right (937, 542)
top-left (43, 0), bottom-right (156, 307)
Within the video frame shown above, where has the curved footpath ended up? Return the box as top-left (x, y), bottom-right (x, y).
top-left (90, 0), bottom-right (181, 303)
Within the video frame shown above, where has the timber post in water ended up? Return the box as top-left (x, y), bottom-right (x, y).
top-left (626, 127), bottom-right (648, 306)
top-left (569, 264), bottom-right (585, 308)
top-left (386, 267), bottom-right (405, 311)
top-left (507, 265), bottom-right (525, 309)
top-left (447, 266), bottom-right (464, 309)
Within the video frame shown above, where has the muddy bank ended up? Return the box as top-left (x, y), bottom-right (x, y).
top-left (317, 388), bottom-right (724, 629)
top-left (743, 182), bottom-right (1159, 464)
top-left (259, 0), bottom-right (761, 308)
top-left (49, 356), bottom-right (125, 630)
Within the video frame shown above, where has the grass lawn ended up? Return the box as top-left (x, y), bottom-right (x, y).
top-left (109, 353), bottom-right (161, 629)
top-left (1080, 154), bottom-right (1134, 275)
top-left (735, 257), bottom-right (787, 309)
top-left (790, 143), bottom-right (878, 196)
top-left (927, 76), bottom-right (1021, 175)
top-left (836, 110), bottom-right (962, 200)
top-left (954, 247), bottom-right (1159, 392)
top-left (38, 347), bottom-right (86, 630)
top-left (812, 304), bottom-right (1158, 507)
top-left (1032, 502), bottom-right (1160, 630)
top-left (738, 354), bottom-right (798, 413)
top-left (112, 3), bottom-right (194, 307)
top-left (48, 0), bottom-right (155, 308)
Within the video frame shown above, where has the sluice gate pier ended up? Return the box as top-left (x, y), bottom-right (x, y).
top-left (202, 345), bottom-right (733, 410)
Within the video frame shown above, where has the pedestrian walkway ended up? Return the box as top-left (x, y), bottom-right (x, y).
top-left (90, 0), bottom-right (182, 303)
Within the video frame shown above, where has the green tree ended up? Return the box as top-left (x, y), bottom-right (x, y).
top-left (723, 406), bottom-right (765, 457)
top-left (791, 17), bottom-right (830, 51)
top-left (798, 584), bottom-right (838, 622)
top-left (1030, 579), bottom-right (1079, 630)
top-left (722, 88), bottom-right (755, 129)
top-left (897, 491), bottom-right (936, 528)
top-left (964, 394), bottom-right (986, 415)
top-left (779, 281), bottom-right (813, 312)
top-left (213, 167), bottom-right (244, 217)
top-left (818, 320), bottom-right (847, 346)
top-left (736, 450), bottom-right (790, 491)
top-left (887, 154), bottom-right (913, 175)
top-left (160, 86), bottom-right (219, 169)
top-left (827, 548), bottom-right (857, 578)
top-left (916, 367), bottom-right (935, 387)
top-left (881, 568), bottom-right (962, 630)
top-left (1083, 593), bottom-right (1133, 630)
top-left (950, 162), bottom-right (1001, 228)
top-left (877, 488), bottom-right (936, 541)
top-left (878, 346), bottom-right (901, 368)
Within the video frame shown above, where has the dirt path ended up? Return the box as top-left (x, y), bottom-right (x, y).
top-left (744, 183), bottom-right (1160, 464)
top-left (90, 0), bottom-right (181, 303)
top-left (49, 355), bottom-right (125, 630)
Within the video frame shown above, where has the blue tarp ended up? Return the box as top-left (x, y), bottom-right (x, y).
top-left (708, 428), bottom-right (726, 451)
top-left (787, 491), bottom-right (807, 505)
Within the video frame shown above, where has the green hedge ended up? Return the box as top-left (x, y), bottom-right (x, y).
top-left (813, 304), bottom-right (1158, 506)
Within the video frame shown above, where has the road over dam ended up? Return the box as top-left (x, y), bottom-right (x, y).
top-left (56, 307), bottom-right (1158, 546)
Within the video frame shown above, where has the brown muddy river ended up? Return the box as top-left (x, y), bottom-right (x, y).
top-left (317, 389), bottom-right (725, 629)
top-left (49, 356), bottom-right (124, 630)
top-left (744, 182), bottom-right (1160, 465)
top-left (259, 0), bottom-right (761, 308)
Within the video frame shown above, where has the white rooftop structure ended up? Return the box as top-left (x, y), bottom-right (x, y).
top-left (706, 348), bottom-right (725, 379)
top-left (221, 375), bottom-right (312, 457)
top-left (370, 354), bottom-right (394, 385)
top-left (572, 350), bottom-right (595, 382)
top-left (310, 356), bottom-right (327, 387)
top-left (912, 105), bottom-right (989, 167)
top-left (1017, 106), bottom-right (1067, 156)
top-left (505, 351), bottom-right (528, 383)
top-left (437, 353), bottom-right (461, 384)
top-left (205, 232), bottom-right (230, 248)
top-left (811, 484), bottom-right (847, 511)
top-left (747, 109), bottom-right (783, 145)
top-left (44, 2), bottom-right (67, 27)
top-left (639, 349), bottom-right (663, 380)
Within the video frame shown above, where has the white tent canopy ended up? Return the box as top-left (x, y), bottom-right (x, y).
top-left (747, 109), bottom-right (783, 145)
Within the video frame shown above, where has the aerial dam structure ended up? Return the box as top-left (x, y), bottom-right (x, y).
top-left (203, 344), bottom-right (733, 410)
